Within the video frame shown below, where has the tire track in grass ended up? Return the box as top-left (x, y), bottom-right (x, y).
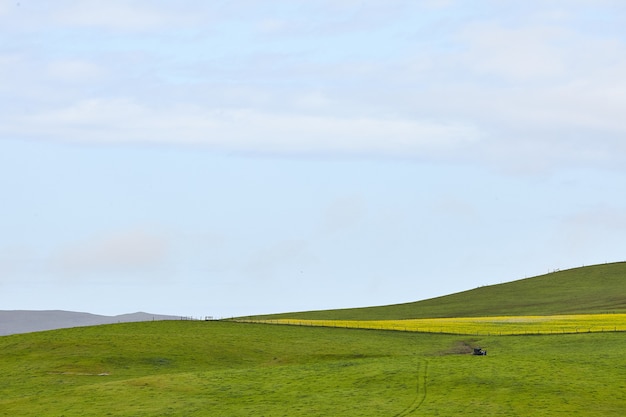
top-left (393, 359), bottom-right (428, 417)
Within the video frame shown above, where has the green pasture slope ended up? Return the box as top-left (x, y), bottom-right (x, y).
top-left (1, 320), bottom-right (625, 416)
top-left (1, 262), bottom-right (625, 416)
top-left (253, 262), bottom-right (626, 320)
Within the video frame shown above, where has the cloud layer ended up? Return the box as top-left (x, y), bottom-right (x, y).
top-left (2, 1), bottom-right (626, 317)
top-left (2, 1), bottom-right (626, 172)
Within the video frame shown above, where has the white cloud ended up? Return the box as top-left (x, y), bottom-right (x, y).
top-left (11, 98), bottom-right (481, 157)
top-left (0, 1), bottom-right (208, 33)
top-left (2, 1), bottom-right (626, 174)
top-left (293, 92), bottom-right (333, 110)
top-left (50, 1), bottom-right (174, 31)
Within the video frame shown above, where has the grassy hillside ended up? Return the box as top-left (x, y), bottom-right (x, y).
top-left (2, 263), bottom-right (625, 415)
top-left (251, 262), bottom-right (626, 320)
top-left (1, 320), bottom-right (625, 416)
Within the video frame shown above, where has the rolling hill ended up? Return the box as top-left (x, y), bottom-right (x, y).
top-left (1, 318), bottom-right (625, 416)
top-left (2, 262), bottom-right (625, 416)
top-left (250, 262), bottom-right (626, 320)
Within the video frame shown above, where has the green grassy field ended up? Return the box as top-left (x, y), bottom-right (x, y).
top-left (251, 262), bottom-right (626, 320)
top-left (2, 262), bottom-right (625, 416)
top-left (1, 320), bottom-right (625, 416)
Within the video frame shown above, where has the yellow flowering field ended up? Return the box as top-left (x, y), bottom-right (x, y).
top-left (245, 314), bottom-right (626, 335)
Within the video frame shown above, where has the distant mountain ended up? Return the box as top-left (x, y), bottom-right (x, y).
top-left (0, 310), bottom-right (182, 336)
top-left (251, 262), bottom-right (626, 321)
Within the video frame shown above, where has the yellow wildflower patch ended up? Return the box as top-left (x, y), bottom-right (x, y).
top-left (243, 314), bottom-right (626, 335)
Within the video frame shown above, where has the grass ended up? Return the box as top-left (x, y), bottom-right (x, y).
top-left (1, 320), bottom-right (625, 416)
top-left (254, 313), bottom-right (626, 335)
top-left (2, 262), bottom-right (626, 415)
top-left (250, 262), bottom-right (626, 320)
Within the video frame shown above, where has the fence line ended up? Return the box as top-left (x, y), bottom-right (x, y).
top-left (230, 318), bottom-right (626, 336)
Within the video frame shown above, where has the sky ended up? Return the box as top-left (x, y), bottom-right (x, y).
top-left (1, 1), bottom-right (625, 318)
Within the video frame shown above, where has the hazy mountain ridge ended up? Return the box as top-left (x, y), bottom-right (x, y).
top-left (0, 310), bottom-right (182, 336)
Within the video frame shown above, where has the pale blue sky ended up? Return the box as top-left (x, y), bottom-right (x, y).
top-left (1, 1), bottom-right (625, 317)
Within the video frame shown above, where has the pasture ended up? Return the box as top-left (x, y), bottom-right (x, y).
top-left (254, 313), bottom-right (626, 335)
top-left (2, 263), bottom-right (624, 415)
top-left (1, 320), bottom-right (625, 416)
top-left (253, 262), bottom-right (626, 320)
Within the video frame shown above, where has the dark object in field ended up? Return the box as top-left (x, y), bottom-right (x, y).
top-left (472, 348), bottom-right (487, 356)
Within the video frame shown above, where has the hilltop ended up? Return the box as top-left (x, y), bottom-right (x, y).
top-left (251, 262), bottom-right (626, 320)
